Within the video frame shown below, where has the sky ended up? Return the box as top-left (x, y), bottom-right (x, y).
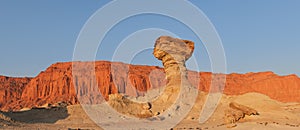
top-left (0, 0), bottom-right (299, 77)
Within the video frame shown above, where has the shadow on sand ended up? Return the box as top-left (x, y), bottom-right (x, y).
top-left (2, 107), bottom-right (69, 123)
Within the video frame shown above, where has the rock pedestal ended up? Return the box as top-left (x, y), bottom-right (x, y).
top-left (151, 36), bottom-right (196, 114)
top-left (108, 36), bottom-right (196, 118)
top-left (153, 36), bottom-right (194, 88)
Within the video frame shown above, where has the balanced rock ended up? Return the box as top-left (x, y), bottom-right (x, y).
top-left (107, 36), bottom-right (196, 118)
top-left (151, 36), bottom-right (196, 115)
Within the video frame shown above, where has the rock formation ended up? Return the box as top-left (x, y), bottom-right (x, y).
top-left (108, 94), bottom-right (153, 118)
top-left (153, 36), bottom-right (194, 86)
top-left (151, 36), bottom-right (196, 114)
top-left (1, 64), bottom-right (300, 111)
top-left (0, 111), bottom-right (15, 126)
top-left (229, 102), bottom-right (259, 116)
top-left (107, 36), bottom-right (196, 118)
top-left (1, 62), bottom-right (300, 111)
top-left (10, 61), bottom-right (165, 111)
top-left (0, 76), bottom-right (31, 111)
top-left (0, 58), bottom-right (300, 111)
top-left (224, 102), bottom-right (259, 127)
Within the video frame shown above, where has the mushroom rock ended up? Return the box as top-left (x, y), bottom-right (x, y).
top-left (153, 36), bottom-right (194, 88)
top-left (151, 36), bottom-right (197, 115)
top-left (107, 36), bottom-right (198, 118)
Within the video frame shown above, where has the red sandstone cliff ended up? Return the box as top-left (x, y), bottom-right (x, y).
top-left (0, 61), bottom-right (299, 111)
top-left (0, 76), bottom-right (31, 110)
top-left (6, 61), bottom-right (167, 110)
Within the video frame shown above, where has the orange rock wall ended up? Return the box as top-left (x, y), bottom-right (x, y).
top-left (0, 61), bottom-right (299, 111)
top-left (0, 76), bottom-right (31, 110)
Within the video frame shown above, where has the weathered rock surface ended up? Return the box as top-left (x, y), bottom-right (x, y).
top-left (0, 111), bottom-right (16, 127)
top-left (229, 102), bottom-right (259, 116)
top-left (0, 76), bottom-right (31, 111)
top-left (223, 72), bottom-right (300, 103)
top-left (151, 36), bottom-right (196, 115)
top-left (108, 94), bottom-right (153, 118)
top-left (106, 36), bottom-right (196, 118)
top-left (1, 62), bottom-right (300, 111)
top-left (0, 61), bottom-right (299, 111)
top-left (9, 61), bottom-right (165, 111)
top-left (224, 102), bottom-right (259, 127)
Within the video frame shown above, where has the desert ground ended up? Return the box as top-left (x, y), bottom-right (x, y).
top-left (0, 91), bottom-right (299, 130)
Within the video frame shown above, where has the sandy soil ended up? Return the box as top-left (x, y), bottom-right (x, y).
top-left (0, 92), bottom-right (299, 130)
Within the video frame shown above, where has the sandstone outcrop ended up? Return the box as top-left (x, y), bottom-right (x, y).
top-left (108, 94), bottom-right (153, 118)
top-left (224, 102), bottom-right (259, 127)
top-left (8, 61), bottom-right (165, 111)
top-left (0, 76), bottom-right (31, 111)
top-left (151, 36), bottom-right (196, 114)
top-left (229, 102), bottom-right (259, 116)
top-left (1, 62), bottom-right (300, 111)
top-left (0, 56), bottom-right (299, 111)
top-left (107, 36), bottom-right (196, 118)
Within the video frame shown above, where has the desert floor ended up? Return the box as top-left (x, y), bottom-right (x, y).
top-left (1, 92), bottom-right (300, 130)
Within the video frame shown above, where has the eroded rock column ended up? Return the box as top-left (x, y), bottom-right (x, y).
top-left (153, 36), bottom-right (194, 87)
top-left (151, 36), bottom-right (195, 113)
top-left (107, 36), bottom-right (196, 118)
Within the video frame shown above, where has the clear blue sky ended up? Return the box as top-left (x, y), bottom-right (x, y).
top-left (0, 0), bottom-right (299, 77)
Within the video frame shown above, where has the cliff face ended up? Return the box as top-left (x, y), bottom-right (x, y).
top-left (0, 76), bottom-right (31, 109)
top-left (222, 72), bottom-right (300, 102)
top-left (0, 61), bottom-right (299, 111)
top-left (6, 61), bottom-right (166, 111)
